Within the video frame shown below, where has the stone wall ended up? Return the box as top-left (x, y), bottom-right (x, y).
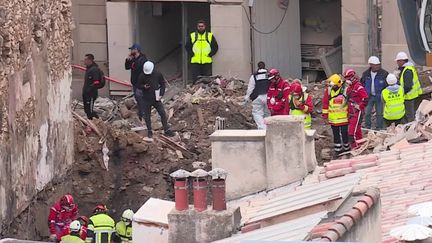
top-left (0, 0), bottom-right (74, 234)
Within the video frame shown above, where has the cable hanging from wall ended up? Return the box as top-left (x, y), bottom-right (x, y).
top-left (241, 0), bottom-right (290, 35)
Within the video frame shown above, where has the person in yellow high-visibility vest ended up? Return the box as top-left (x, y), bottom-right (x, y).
top-left (185, 20), bottom-right (219, 84)
top-left (395, 51), bottom-right (422, 122)
top-left (287, 81), bottom-right (313, 129)
top-left (115, 209), bottom-right (133, 243)
top-left (86, 204), bottom-right (115, 243)
top-left (322, 74), bottom-right (350, 155)
top-left (382, 73), bottom-right (406, 127)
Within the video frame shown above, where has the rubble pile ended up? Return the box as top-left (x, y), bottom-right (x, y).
top-left (71, 78), bottom-right (254, 217)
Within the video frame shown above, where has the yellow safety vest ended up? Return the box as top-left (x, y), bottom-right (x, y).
top-left (382, 86), bottom-right (405, 120)
top-left (289, 94), bottom-right (312, 129)
top-left (61, 234), bottom-right (85, 243)
top-left (87, 214), bottom-right (115, 243)
top-left (116, 221), bottom-right (132, 243)
top-left (328, 86), bottom-right (348, 125)
top-left (400, 65), bottom-right (422, 100)
top-left (190, 32), bottom-right (213, 64)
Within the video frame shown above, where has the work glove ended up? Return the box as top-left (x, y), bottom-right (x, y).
top-left (49, 234), bottom-right (57, 242)
top-left (270, 97), bottom-right (276, 105)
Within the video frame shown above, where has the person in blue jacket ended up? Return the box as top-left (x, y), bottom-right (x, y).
top-left (360, 56), bottom-right (389, 130)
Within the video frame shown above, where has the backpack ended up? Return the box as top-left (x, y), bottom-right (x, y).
top-left (94, 68), bottom-right (106, 89)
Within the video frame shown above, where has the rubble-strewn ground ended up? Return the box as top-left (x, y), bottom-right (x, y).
top-left (1, 78), bottom-right (341, 239)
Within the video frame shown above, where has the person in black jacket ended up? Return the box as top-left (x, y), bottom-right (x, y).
top-left (136, 61), bottom-right (175, 141)
top-left (125, 43), bottom-right (148, 94)
top-left (83, 54), bottom-right (101, 120)
top-left (185, 20), bottom-right (219, 84)
top-left (360, 56), bottom-right (389, 130)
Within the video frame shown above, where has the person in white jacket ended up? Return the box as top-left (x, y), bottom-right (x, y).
top-left (245, 61), bottom-right (270, 129)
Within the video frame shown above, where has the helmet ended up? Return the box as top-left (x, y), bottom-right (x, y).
top-left (328, 74), bottom-right (343, 87)
top-left (386, 73), bottom-right (398, 85)
top-left (69, 220), bottom-right (81, 232)
top-left (94, 204), bottom-right (108, 213)
top-left (268, 69), bottom-right (280, 79)
top-left (60, 194), bottom-right (74, 209)
top-left (291, 82), bottom-right (303, 96)
top-left (122, 209), bottom-right (134, 221)
top-left (395, 51), bottom-right (409, 61)
top-left (343, 69), bottom-right (356, 81)
top-left (368, 56), bottom-right (380, 65)
top-left (77, 215), bottom-right (89, 226)
top-left (143, 61), bottom-right (154, 74)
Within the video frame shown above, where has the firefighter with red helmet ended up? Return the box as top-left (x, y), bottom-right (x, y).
top-left (288, 81), bottom-right (313, 129)
top-left (87, 204), bottom-right (115, 243)
top-left (48, 194), bottom-right (79, 241)
top-left (267, 68), bottom-right (290, 116)
top-left (343, 69), bottom-right (368, 149)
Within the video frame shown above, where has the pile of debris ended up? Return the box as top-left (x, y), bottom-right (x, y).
top-left (70, 77), bottom-right (254, 217)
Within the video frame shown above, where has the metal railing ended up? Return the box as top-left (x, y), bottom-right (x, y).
top-left (71, 64), bottom-right (132, 87)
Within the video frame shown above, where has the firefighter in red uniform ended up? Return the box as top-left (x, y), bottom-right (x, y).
top-left (48, 194), bottom-right (79, 241)
top-left (267, 69), bottom-right (290, 116)
top-left (343, 69), bottom-right (368, 149)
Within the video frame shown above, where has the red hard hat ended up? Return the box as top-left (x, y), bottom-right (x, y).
top-left (94, 204), bottom-right (107, 213)
top-left (269, 68), bottom-right (280, 77)
top-left (291, 82), bottom-right (303, 96)
top-left (60, 194), bottom-right (74, 207)
top-left (77, 215), bottom-right (89, 225)
top-left (343, 68), bottom-right (356, 80)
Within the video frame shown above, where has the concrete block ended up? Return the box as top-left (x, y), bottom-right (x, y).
top-left (265, 116), bottom-right (307, 189)
top-left (168, 207), bottom-right (240, 243)
top-left (78, 5), bottom-right (106, 24)
top-left (210, 130), bottom-right (266, 199)
top-left (305, 129), bottom-right (318, 172)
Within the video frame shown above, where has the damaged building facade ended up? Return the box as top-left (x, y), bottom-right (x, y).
top-left (70, 0), bottom-right (409, 97)
top-left (0, 0), bottom-right (74, 236)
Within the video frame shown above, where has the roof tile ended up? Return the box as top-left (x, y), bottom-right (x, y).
top-left (325, 161), bottom-right (352, 171)
top-left (359, 196), bottom-right (374, 209)
top-left (325, 167), bottom-right (354, 179)
top-left (241, 222), bottom-right (261, 233)
top-left (329, 223), bottom-right (347, 238)
top-left (352, 162), bottom-right (377, 171)
top-left (321, 230), bottom-right (340, 242)
top-left (353, 201), bottom-right (369, 216)
top-left (335, 216), bottom-right (354, 230)
top-left (344, 208), bottom-right (362, 223)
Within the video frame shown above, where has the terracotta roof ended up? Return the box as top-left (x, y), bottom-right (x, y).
top-left (310, 188), bottom-right (380, 241)
top-left (317, 142), bottom-right (432, 242)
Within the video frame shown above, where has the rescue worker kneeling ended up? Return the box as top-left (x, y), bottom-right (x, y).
top-left (382, 74), bottom-right (405, 127)
top-left (288, 81), bottom-right (313, 129)
top-left (60, 220), bottom-right (85, 243)
top-left (87, 204), bottom-right (115, 243)
top-left (322, 74), bottom-right (350, 155)
top-left (114, 209), bottom-right (134, 243)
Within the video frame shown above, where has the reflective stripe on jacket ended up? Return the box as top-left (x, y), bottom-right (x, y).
top-left (382, 86), bottom-right (405, 120)
top-left (328, 86), bottom-right (348, 125)
top-left (87, 214), bottom-right (115, 243)
top-left (61, 234), bottom-right (85, 243)
top-left (116, 221), bottom-right (132, 243)
top-left (190, 32), bottom-right (213, 64)
top-left (400, 65), bottom-right (422, 100)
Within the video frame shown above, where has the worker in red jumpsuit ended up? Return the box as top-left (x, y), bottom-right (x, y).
top-left (48, 194), bottom-right (79, 241)
top-left (267, 68), bottom-right (290, 116)
top-left (60, 215), bottom-right (88, 241)
top-left (343, 69), bottom-right (368, 149)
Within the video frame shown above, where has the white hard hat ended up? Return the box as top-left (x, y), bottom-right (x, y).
top-left (69, 220), bottom-right (81, 232)
top-left (368, 56), bottom-right (380, 65)
top-left (395, 51), bottom-right (409, 61)
top-left (386, 73), bottom-right (398, 85)
top-left (143, 61), bottom-right (154, 75)
top-left (122, 209), bottom-right (134, 221)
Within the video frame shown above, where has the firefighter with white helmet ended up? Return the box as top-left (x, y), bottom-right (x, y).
top-left (115, 209), bottom-right (134, 243)
top-left (60, 220), bottom-right (85, 243)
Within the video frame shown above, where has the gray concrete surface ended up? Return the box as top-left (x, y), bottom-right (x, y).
top-left (210, 130), bottom-right (266, 200)
top-left (168, 207), bottom-right (241, 243)
top-left (265, 116), bottom-right (307, 189)
top-left (305, 129), bottom-right (318, 172)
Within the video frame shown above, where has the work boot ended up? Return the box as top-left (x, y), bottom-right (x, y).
top-left (143, 131), bottom-right (153, 142)
top-left (164, 130), bottom-right (175, 137)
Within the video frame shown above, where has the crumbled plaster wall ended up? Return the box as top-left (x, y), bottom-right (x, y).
top-left (0, 0), bottom-right (74, 233)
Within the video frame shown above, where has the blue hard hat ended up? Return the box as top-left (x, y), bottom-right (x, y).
top-left (129, 43), bottom-right (142, 51)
